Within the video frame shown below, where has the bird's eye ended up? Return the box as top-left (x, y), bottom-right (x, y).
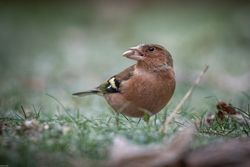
top-left (148, 47), bottom-right (155, 52)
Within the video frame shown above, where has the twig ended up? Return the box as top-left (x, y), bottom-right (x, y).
top-left (160, 65), bottom-right (209, 134)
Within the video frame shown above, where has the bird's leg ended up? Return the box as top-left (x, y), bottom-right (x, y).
top-left (154, 114), bottom-right (157, 126)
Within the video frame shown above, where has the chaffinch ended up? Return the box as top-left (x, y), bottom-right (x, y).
top-left (73, 44), bottom-right (175, 118)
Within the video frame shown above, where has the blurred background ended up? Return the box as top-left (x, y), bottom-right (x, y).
top-left (0, 0), bottom-right (250, 116)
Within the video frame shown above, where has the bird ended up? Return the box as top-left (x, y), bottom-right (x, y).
top-left (73, 44), bottom-right (175, 118)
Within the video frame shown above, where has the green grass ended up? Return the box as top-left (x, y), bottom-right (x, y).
top-left (1, 92), bottom-right (249, 166)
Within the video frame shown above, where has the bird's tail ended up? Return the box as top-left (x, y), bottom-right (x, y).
top-left (72, 90), bottom-right (101, 96)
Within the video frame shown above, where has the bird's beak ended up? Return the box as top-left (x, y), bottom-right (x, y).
top-left (122, 45), bottom-right (144, 61)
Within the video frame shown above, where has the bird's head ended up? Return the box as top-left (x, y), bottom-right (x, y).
top-left (122, 44), bottom-right (173, 68)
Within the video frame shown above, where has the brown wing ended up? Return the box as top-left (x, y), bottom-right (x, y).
top-left (114, 65), bottom-right (135, 81)
top-left (97, 65), bottom-right (135, 94)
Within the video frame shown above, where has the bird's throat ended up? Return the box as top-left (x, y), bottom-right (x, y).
top-left (136, 60), bottom-right (170, 72)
